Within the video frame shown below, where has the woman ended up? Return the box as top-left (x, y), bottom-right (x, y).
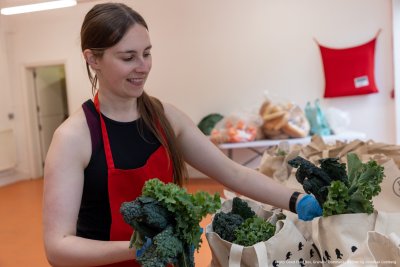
top-left (43, 3), bottom-right (322, 266)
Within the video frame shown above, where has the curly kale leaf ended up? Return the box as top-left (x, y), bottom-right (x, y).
top-left (288, 156), bottom-right (332, 184)
top-left (345, 153), bottom-right (384, 214)
top-left (347, 154), bottom-right (384, 197)
top-left (120, 196), bottom-right (172, 231)
top-left (212, 212), bottom-right (244, 242)
top-left (287, 156), bottom-right (339, 206)
top-left (234, 217), bottom-right (276, 247)
top-left (121, 178), bottom-right (220, 267)
top-left (212, 197), bottom-right (258, 242)
top-left (137, 226), bottom-right (183, 267)
top-left (142, 178), bottom-right (221, 250)
top-left (319, 157), bottom-right (348, 185)
top-left (322, 181), bottom-right (350, 216)
top-left (120, 196), bottom-right (173, 248)
top-left (323, 177), bottom-right (377, 216)
top-left (289, 153), bottom-right (385, 216)
top-left (120, 198), bottom-right (182, 267)
top-left (231, 197), bottom-right (256, 220)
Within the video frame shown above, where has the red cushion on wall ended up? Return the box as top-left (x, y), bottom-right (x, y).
top-left (318, 37), bottom-right (379, 98)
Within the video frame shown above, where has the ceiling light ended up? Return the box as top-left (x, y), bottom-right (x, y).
top-left (1, 0), bottom-right (77, 15)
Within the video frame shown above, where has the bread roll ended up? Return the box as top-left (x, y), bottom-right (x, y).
top-left (282, 120), bottom-right (309, 138)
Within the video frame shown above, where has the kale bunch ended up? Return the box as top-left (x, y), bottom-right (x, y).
top-left (212, 197), bottom-right (276, 246)
top-left (234, 217), bottom-right (276, 247)
top-left (120, 178), bottom-right (221, 267)
top-left (288, 156), bottom-right (348, 206)
top-left (231, 196), bottom-right (256, 220)
top-left (136, 226), bottom-right (184, 267)
top-left (288, 153), bottom-right (385, 216)
top-left (212, 212), bottom-right (244, 242)
top-left (120, 196), bottom-right (173, 240)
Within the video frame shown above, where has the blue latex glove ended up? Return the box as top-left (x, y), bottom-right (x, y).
top-left (136, 236), bottom-right (152, 258)
top-left (296, 194), bottom-right (322, 221)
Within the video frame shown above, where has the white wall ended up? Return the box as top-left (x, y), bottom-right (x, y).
top-left (393, 0), bottom-right (400, 143)
top-left (0, 0), bottom-right (395, 181)
top-left (0, 15), bottom-right (12, 131)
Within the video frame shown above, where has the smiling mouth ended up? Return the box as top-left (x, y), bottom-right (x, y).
top-left (127, 78), bottom-right (145, 85)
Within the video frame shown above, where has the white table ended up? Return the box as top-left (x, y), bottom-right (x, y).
top-left (218, 131), bottom-right (367, 166)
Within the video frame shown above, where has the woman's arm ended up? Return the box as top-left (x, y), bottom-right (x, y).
top-left (42, 110), bottom-right (135, 267)
top-left (163, 103), bottom-right (299, 210)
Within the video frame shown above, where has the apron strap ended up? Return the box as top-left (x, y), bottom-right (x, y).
top-left (94, 93), bottom-right (115, 169)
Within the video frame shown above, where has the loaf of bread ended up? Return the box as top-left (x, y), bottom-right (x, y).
top-left (259, 100), bottom-right (310, 139)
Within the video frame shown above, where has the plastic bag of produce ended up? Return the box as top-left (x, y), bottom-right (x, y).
top-left (305, 99), bottom-right (331, 136)
top-left (259, 98), bottom-right (310, 140)
top-left (198, 113), bottom-right (224, 136)
top-left (210, 114), bottom-right (261, 144)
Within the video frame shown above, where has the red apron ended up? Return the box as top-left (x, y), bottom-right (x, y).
top-left (94, 93), bottom-right (174, 267)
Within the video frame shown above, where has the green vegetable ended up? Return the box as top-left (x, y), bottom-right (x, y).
top-left (275, 149), bottom-right (287, 156)
top-left (231, 196), bottom-right (256, 220)
top-left (120, 196), bottom-right (173, 244)
top-left (234, 217), bottom-right (276, 247)
top-left (138, 226), bottom-right (184, 267)
top-left (212, 212), bottom-right (244, 242)
top-left (322, 181), bottom-right (350, 216)
top-left (197, 113), bottom-right (223, 135)
top-left (288, 153), bottom-right (385, 216)
top-left (212, 197), bottom-right (253, 242)
top-left (325, 154), bottom-right (384, 215)
top-left (120, 178), bottom-right (221, 267)
top-left (142, 178), bottom-right (221, 250)
top-left (212, 197), bottom-right (276, 246)
top-left (288, 156), bottom-right (347, 206)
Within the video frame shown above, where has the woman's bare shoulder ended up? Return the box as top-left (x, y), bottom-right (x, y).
top-left (162, 102), bottom-right (191, 123)
top-left (56, 108), bottom-right (89, 139)
top-left (162, 101), bottom-right (196, 133)
top-left (48, 107), bottom-right (92, 166)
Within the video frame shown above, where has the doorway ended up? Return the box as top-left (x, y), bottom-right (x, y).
top-left (30, 64), bottom-right (69, 172)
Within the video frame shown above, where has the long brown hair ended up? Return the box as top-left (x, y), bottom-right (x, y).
top-left (80, 3), bottom-right (187, 186)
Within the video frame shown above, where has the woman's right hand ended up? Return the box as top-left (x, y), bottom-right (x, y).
top-left (296, 194), bottom-right (323, 221)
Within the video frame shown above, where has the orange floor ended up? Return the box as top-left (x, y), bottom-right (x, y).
top-left (0, 177), bottom-right (225, 267)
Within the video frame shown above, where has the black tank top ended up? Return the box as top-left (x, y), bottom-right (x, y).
top-left (77, 100), bottom-right (161, 240)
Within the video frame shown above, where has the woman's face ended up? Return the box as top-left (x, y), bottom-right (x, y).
top-left (96, 24), bottom-right (152, 98)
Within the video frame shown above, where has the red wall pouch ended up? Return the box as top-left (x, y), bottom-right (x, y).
top-left (317, 30), bottom-right (381, 98)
